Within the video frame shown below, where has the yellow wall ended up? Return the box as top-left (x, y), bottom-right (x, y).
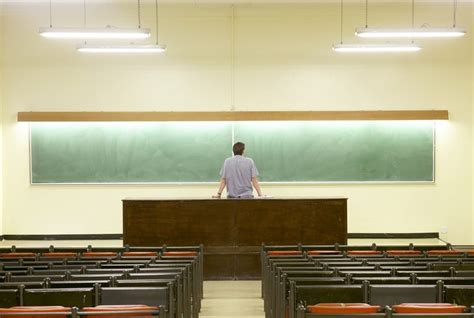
top-left (472, 1), bottom-right (474, 245)
top-left (2, 2), bottom-right (473, 243)
top-left (0, 1), bottom-right (4, 237)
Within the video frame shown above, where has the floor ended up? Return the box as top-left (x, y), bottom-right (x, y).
top-left (200, 281), bottom-right (264, 318)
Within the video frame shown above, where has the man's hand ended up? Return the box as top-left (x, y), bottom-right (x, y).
top-left (214, 178), bottom-right (226, 199)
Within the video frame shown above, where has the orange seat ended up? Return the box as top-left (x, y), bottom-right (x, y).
top-left (0, 253), bottom-right (36, 258)
top-left (347, 250), bottom-right (382, 255)
top-left (163, 251), bottom-right (198, 257)
top-left (387, 250), bottom-right (422, 256)
top-left (122, 252), bottom-right (158, 257)
top-left (393, 303), bottom-right (466, 313)
top-left (42, 252), bottom-right (76, 258)
top-left (307, 250), bottom-right (341, 255)
top-left (82, 305), bottom-right (159, 317)
top-left (267, 250), bottom-right (302, 256)
top-left (307, 303), bottom-right (380, 314)
top-left (0, 306), bottom-right (71, 318)
top-left (427, 250), bottom-right (463, 256)
top-left (82, 252), bottom-right (117, 258)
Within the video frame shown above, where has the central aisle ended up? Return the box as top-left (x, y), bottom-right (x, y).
top-left (200, 281), bottom-right (264, 318)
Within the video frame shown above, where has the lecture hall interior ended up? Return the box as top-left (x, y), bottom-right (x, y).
top-left (0, 0), bottom-right (473, 317)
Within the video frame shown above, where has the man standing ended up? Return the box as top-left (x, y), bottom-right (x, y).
top-left (214, 142), bottom-right (263, 199)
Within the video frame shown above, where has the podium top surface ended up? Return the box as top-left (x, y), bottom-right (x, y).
top-left (122, 196), bottom-right (348, 202)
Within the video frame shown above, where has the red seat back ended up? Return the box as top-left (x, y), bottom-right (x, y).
top-left (347, 250), bottom-right (382, 255)
top-left (307, 303), bottom-right (380, 314)
top-left (122, 252), bottom-right (158, 257)
top-left (82, 252), bottom-right (117, 258)
top-left (82, 305), bottom-right (159, 317)
top-left (307, 250), bottom-right (341, 255)
top-left (0, 253), bottom-right (36, 258)
top-left (0, 306), bottom-right (70, 318)
top-left (267, 251), bottom-right (302, 256)
top-left (386, 250), bottom-right (422, 256)
top-left (393, 303), bottom-right (466, 313)
top-left (427, 250), bottom-right (463, 256)
top-left (42, 252), bottom-right (76, 258)
top-left (163, 251), bottom-right (198, 257)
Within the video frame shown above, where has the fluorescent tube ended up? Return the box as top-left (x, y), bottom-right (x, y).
top-left (77, 45), bottom-right (167, 53)
top-left (332, 43), bottom-right (422, 53)
top-left (39, 27), bottom-right (151, 39)
top-left (356, 27), bottom-right (466, 38)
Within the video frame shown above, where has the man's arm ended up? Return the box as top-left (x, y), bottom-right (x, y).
top-left (213, 178), bottom-right (226, 198)
top-left (252, 176), bottom-right (263, 197)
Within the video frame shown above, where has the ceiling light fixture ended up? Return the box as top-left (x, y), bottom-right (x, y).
top-left (332, 43), bottom-right (422, 52)
top-left (39, 0), bottom-right (151, 40)
top-left (356, 0), bottom-right (466, 38)
top-left (332, 0), bottom-right (420, 53)
top-left (78, 0), bottom-right (166, 54)
top-left (356, 27), bottom-right (466, 38)
top-left (78, 45), bottom-right (166, 53)
top-left (39, 27), bottom-right (151, 39)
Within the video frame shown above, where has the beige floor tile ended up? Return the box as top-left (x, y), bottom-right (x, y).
top-left (200, 281), bottom-right (264, 318)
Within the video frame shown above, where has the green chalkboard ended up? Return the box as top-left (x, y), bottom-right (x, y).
top-left (30, 121), bottom-right (434, 183)
top-left (31, 122), bottom-right (232, 183)
top-left (234, 121), bottom-right (434, 182)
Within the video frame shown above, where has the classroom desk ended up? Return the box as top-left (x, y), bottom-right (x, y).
top-left (122, 197), bottom-right (347, 279)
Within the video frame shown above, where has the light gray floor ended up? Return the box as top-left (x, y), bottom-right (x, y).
top-left (200, 281), bottom-right (264, 318)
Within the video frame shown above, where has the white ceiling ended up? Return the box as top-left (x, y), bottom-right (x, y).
top-left (2, 0), bottom-right (473, 3)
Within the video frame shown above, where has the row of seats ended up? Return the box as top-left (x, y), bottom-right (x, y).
top-left (0, 284), bottom-right (171, 316)
top-left (0, 305), bottom-right (161, 317)
top-left (297, 303), bottom-right (474, 318)
top-left (288, 281), bottom-right (474, 317)
top-left (261, 244), bottom-right (474, 318)
top-left (0, 251), bottom-right (200, 261)
top-left (0, 246), bottom-right (204, 318)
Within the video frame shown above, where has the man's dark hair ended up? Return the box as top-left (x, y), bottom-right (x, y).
top-left (233, 142), bottom-right (245, 156)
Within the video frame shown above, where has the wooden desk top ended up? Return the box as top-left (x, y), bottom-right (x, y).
top-left (123, 196), bottom-right (348, 202)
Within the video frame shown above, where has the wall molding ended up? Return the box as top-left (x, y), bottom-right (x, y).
top-left (0, 233), bottom-right (439, 241)
top-left (347, 232), bottom-right (439, 239)
top-left (1, 234), bottom-right (123, 241)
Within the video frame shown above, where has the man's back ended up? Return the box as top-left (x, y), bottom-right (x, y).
top-left (220, 155), bottom-right (258, 198)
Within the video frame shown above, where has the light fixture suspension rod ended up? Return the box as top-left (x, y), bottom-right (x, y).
top-left (49, 0), bottom-right (53, 27)
top-left (138, 0), bottom-right (142, 28)
top-left (83, 0), bottom-right (87, 28)
top-left (453, 0), bottom-right (457, 27)
top-left (231, 4), bottom-right (235, 111)
top-left (412, 0), bottom-right (415, 28)
top-left (155, 0), bottom-right (159, 44)
top-left (340, 0), bottom-right (344, 44)
top-left (365, 0), bottom-right (368, 28)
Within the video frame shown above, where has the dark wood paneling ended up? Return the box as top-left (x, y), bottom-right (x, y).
top-left (123, 200), bottom-right (234, 246)
top-left (123, 198), bottom-right (347, 279)
top-left (204, 254), bottom-right (235, 280)
top-left (235, 253), bottom-right (261, 280)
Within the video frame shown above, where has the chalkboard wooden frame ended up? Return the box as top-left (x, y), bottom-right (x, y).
top-left (19, 110), bottom-right (449, 122)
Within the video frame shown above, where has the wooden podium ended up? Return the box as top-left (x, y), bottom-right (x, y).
top-left (123, 197), bottom-right (347, 279)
